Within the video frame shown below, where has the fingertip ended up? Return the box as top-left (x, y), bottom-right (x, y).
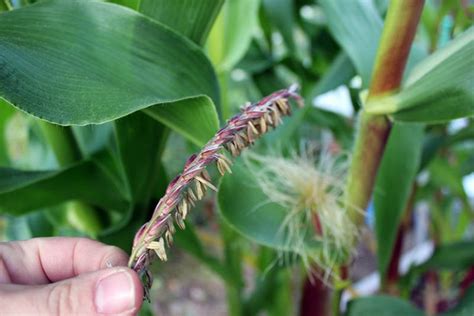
top-left (94, 267), bottom-right (144, 315)
top-left (128, 268), bottom-right (145, 312)
top-left (121, 267), bottom-right (145, 311)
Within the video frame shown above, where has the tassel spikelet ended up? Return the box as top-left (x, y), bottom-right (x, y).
top-left (128, 85), bottom-right (303, 298)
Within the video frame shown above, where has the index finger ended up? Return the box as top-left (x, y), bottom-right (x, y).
top-left (0, 237), bottom-right (129, 285)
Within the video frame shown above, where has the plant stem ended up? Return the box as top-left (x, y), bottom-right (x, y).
top-left (300, 270), bottom-right (331, 316)
top-left (221, 219), bottom-right (244, 316)
top-left (226, 283), bottom-right (243, 316)
top-left (331, 266), bottom-right (348, 316)
top-left (346, 113), bottom-right (391, 225)
top-left (368, 0), bottom-right (425, 97)
top-left (301, 215), bottom-right (331, 316)
top-left (38, 121), bottom-right (102, 236)
top-left (331, 288), bottom-right (343, 316)
top-left (346, 0), bottom-right (425, 224)
top-left (2, 0), bottom-right (13, 11)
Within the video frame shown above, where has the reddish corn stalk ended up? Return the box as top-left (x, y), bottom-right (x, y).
top-left (129, 85), bottom-right (303, 297)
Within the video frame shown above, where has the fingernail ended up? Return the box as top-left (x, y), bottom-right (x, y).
top-left (95, 270), bottom-right (135, 314)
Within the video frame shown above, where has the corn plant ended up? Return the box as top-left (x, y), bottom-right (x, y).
top-left (0, 0), bottom-right (473, 315)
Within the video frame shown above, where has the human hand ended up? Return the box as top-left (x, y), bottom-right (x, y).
top-left (0, 237), bottom-right (143, 315)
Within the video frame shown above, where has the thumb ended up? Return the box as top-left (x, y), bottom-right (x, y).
top-left (1, 267), bottom-right (144, 315)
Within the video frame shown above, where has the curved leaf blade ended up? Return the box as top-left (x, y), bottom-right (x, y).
top-left (208, 0), bottom-right (261, 72)
top-left (0, 158), bottom-right (129, 215)
top-left (0, 0), bottom-right (219, 126)
top-left (144, 96), bottom-right (219, 146)
top-left (307, 52), bottom-right (356, 100)
top-left (138, 0), bottom-right (224, 46)
top-left (320, 0), bottom-right (383, 85)
top-left (262, 0), bottom-right (295, 53)
top-left (114, 112), bottom-right (168, 202)
top-left (374, 122), bottom-right (424, 277)
top-left (0, 99), bottom-right (15, 165)
top-left (218, 159), bottom-right (319, 252)
top-left (5, 210), bottom-right (54, 240)
top-left (346, 295), bottom-right (424, 316)
top-left (419, 240), bottom-right (474, 271)
top-left (108, 0), bottom-right (139, 10)
top-left (218, 160), bottom-right (290, 249)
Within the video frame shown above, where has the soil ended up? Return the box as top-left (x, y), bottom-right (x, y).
top-left (150, 250), bottom-right (228, 316)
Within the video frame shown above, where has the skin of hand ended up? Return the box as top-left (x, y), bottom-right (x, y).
top-left (0, 237), bottom-right (144, 315)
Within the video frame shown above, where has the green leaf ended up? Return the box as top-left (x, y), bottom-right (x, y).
top-left (144, 96), bottom-right (218, 146)
top-left (5, 210), bottom-right (54, 240)
top-left (306, 52), bottom-right (356, 100)
top-left (236, 41), bottom-right (274, 74)
top-left (0, 155), bottom-right (129, 215)
top-left (345, 295), bottom-right (424, 316)
top-left (103, 0), bottom-right (224, 249)
top-left (100, 114), bottom-right (170, 249)
top-left (320, 0), bottom-right (383, 85)
top-left (218, 160), bottom-right (289, 249)
top-left (259, 52), bottom-right (355, 149)
top-left (138, 301), bottom-right (154, 316)
top-left (419, 124), bottom-right (474, 170)
top-left (306, 107), bottom-right (354, 148)
top-left (429, 158), bottom-right (467, 198)
top-left (207, 0), bottom-right (261, 72)
top-left (71, 123), bottom-right (113, 158)
top-left (2, 112), bottom-right (59, 170)
top-left (374, 122), bottom-right (424, 277)
top-left (367, 28), bottom-right (474, 123)
top-left (138, 0), bottom-right (224, 46)
top-left (402, 242), bottom-right (474, 290)
top-left (218, 159), bottom-right (319, 252)
top-left (0, 0), bottom-right (220, 134)
top-left (243, 263), bottom-right (292, 316)
top-left (99, 205), bottom-right (138, 251)
top-left (136, 0), bottom-right (221, 144)
top-left (114, 112), bottom-right (168, 203)
top-left (262, 105), bottom-right (353, 150)
top-left (100, 160), bottom-right (168, 251)
top-left (0, 168), bottom-right (55, 192)
top-left (107, 0), bottom-right (139, 10)
top-left (373, 0), bottom-right (390, 14)
top-left (420, 240), bottom-right (474, 271)
top-left (262, 0), bottom-right (295, 53)
top-left (0, 98), bottom-right (15, 165)
top-left (1, 2), bottom-right (8, 12)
